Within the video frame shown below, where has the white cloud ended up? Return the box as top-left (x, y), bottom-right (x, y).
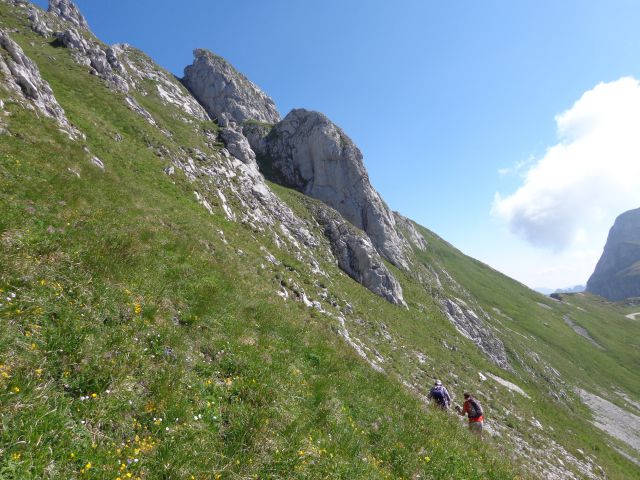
top-left (498, 154), bottom-right (535, 178)
top-left (493, 77), bottom-right (640, 252)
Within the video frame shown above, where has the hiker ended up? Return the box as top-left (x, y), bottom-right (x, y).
top-left (456, 392), bottom-right (484, 434)
top-left (427, 379), bottom-right (451, 410)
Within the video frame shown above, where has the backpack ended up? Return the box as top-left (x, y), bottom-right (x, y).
top-left (431, 386), bottom-right (446, 406)
top-left (467, 398), bottom-right (484, 419)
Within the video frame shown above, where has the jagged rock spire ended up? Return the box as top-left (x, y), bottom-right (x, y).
top-left (48, 0), bottom-right (88, 29)
top-left (182, 49), bottom-right (280, 128)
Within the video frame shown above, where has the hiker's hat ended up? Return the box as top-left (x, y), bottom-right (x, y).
top-left (435, 380), bottom-right (442, 386)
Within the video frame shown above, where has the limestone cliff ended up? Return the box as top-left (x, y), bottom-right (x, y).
top-left (587, 207), bottom-right (640, 301)
top-left (251, 109), bottom-right (411, 270)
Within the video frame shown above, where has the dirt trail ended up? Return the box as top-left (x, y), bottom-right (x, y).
top-left (625, 311), bottom-right (640, 320)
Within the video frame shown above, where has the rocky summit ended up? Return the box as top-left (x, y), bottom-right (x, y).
top-left (0, 1), bottom-right (639, 479)
top-left (250, 108), bottom-right (411, 270)
top-left (587, 207), bottom-right (640, 301)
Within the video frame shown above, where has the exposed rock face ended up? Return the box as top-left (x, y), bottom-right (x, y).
top-left (182, 49), bottom-right (279, 165)
top-left (112, 44), bottom-right (210, 122)
top-left (48, 0), bottom-right (88, 29)
top-left (312, 205), bottom-right (405, 306)
top-left (587, 208), bottom-right (640, 301)
top-left (394, 212), bottom-right (428, 251)
top-left (55, 28), bottom-right (129, 93)
top-left (182, 49), bottom-right (279, 127)
top-left (443, 298), bottom-right (510, 370)
top-left (254, 109), bottom-right (410, 270)
top-left (0, 29), bottom-right (76, 137)
top-left (28, 7), bottom-right (52, 36)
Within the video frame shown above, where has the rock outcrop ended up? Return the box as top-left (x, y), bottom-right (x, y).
top-left (48, 0), bottom-right (88, 29)
top-left (253, 109), bottom-right (410, 270)
top-left (182, 49), bottom-right (279, 127)
top-left (112, 44), bottom-right (209, 122)
top-left (312, 204), bottom-right (405, 306)
top-left (587, 207), bottom-right (640, 301)
top-left (54, 28), bottom-right (129, 93)
top-left (0, 28), bottom-right (77, 138)
top-left (28, 6), bottom-right (52, 36)
top-left (443, 298), bottom-right (510, 370)
top-left (182, 49), bottom-right (279, 165)
top-left (394, 212), bottom-right (428, 251)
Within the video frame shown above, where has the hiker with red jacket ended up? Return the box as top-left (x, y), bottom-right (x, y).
top-left (456, 392), bottom-right (484, 434)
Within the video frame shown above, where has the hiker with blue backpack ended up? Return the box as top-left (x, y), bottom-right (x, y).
top-left (427, 379), bottom-right (451, 410)
top-left (456, 392), bottom-right (484, 435)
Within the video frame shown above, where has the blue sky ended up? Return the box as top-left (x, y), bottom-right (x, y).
top-left (34, 0), bottom-right (640, 288)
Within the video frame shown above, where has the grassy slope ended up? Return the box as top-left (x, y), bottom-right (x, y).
top-left (0, 6), bottom-right (519, 480)
top-left (413, 226), bottom-right (640, 478)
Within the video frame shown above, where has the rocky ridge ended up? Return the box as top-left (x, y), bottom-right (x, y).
top-left (112, 44), bottom-right (210, 122)
top-left (177, 41), bottom-right (514, 365)
top-left (182, 49), bottom-right (280, 127)
top-left (179, 48), bottom-right (411, 304)
top-left (53, 28), bottom-right (129, 93)
top-left (587, 207), bottom-right (640, 301)
top-left (48, 0), bottom-right (87, 29)
top-left (2, 2), bottom-right (632, 477)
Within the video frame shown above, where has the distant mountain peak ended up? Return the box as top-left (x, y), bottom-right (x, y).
top-left (587, 207), bottom-right (640, 301)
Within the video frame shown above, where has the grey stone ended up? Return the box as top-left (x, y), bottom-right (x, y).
top-left (394, 212), bottom-right (428, 251)
top-left (312, 204), bottom-right (405, 306)
top-left (587, 207), bottom-right (640, 301)
top-left (182, 49), bottom-right (279, 127)
top-left (255, 108), bottom-right (410, 269)
top-left (48, 0), bottom-right (88, 29)
top-left (112, 44), bottom-right (209, 122)
top-left (55, 29), bottom-right (129, 93)
top-left (219, 126), bottom-right (256, 165)
top-left (90, 156), bottom-right (104, 170)
top-left (28, 8), bottom-right (52, 36)
top-left (442, 298), bottom-right (510, 370)
top-left (0, 29), bottom-right (77, 138)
